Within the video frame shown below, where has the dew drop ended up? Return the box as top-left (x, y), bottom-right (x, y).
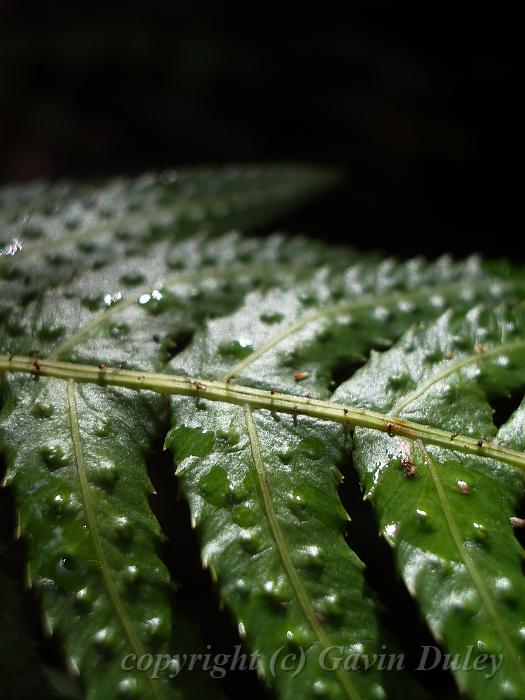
top-left (123, 565), bottom-right (139, 586)
top-left (75, 587), bottom-right (91, 608)
top-left (117, 677), bottom-right (139, 698)
top-left (240, 530), bottom-right (262, 554)
top-left (373, 306), bottom-right (391, 322)
top-left (51, 492), bottom-right (80, 516)
top-left (500, 681), bottom-right (518, 699)
top-left (145, 616), bottom-right (162, 636)
top-left (384, 523), bottom-right (397, 542)
top-left (448, 589), bottom-right (479, 618)
top-left (494, 576), bottom-right (515, 604)
top-left (415, 508), bottom-right (433, 530)
top-left (93, 627), bottom-right (112, 647)
top-left (261, 576), bottom-right (290, 605)
top-left (471, 522), bottom-right (489, 545)
top-left (315, 592), bottom-right (343, 620)
top-left (114, 515), bottom-right (132, 542)
top-left (233, 578), bottom-right (248, 596)
top-left (287, 490), bottom-right (308, 521)
top-left (295, 544), bottom-right (324, 571)
top-left (312, 679), bottom-right (339, 698)
top-left (104, 291), bottom-right (122, 306)
top-left (286, 625), bottom-right (312, 649)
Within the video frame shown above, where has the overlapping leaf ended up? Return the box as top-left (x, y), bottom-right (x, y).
top-left (0, 166), bottom-right (337, 699)
top-left (166, 261), bottom-right (525, 699)
top-left (334, 305), bottom-right (525, 699)
top-left (3, 165), bottom-right (525, 700)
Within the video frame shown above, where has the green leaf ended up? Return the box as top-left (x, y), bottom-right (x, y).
top-left (0, 165), bottom-right (338, 311)
top-left (3, 165), bottom-right (525, 700)
top-left (165, 263), bottom-right (525, 699)
top-left (334, 305), bottom-right (525, 699)
top-left (0, 165), bottom-right (335, 699)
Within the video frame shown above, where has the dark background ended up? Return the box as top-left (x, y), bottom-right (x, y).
top-left (0, 2), bottom-right (523, 258)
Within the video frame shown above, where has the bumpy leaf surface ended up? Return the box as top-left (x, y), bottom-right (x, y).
top-left (167, 264), bottom-right (525, 699)
top-left (334, 306), bottom-right (525, 699)
top-left (0, 166), bottom-right (337, 699)
top-left (2, 166), bottom-right (525, 700)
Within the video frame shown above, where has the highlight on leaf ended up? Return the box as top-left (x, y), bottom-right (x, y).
top-left (1, 166), bottom-right (525, 700)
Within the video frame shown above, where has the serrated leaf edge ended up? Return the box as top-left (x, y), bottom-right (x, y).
top-left (223, 279), bottom-right (525, 381)
top-left (66, 378), bottom-right (161, 700)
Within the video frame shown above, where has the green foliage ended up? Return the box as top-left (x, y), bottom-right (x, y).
top-left (1, 166), bottom-right (525, 700)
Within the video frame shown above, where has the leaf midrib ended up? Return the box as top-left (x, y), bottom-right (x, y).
top-left (66, 378), bottom-right (161, 700)
top-left (3, 355), bottom-right (525, 471)
top-left (243, 405), bottom-right (361, 700)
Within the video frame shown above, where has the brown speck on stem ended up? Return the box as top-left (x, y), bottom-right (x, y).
top-left (450, 432), bottom-right (458, 441)
top-left (98, 363), bottom-right (108, 370)
top-left (477, 438), bottom-right (484, 448)
top-left (293, 370), bottom-right (309, 382)
top-left (510, 516), bottom-right (525, 528)
top-left (474, 343), bottom-right (485, 354)
top-left (387, 422), bottom-right (394, 437)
